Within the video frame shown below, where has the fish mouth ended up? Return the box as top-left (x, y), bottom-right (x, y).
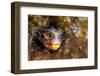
top-left (47, 44), bottom-right (60, 50)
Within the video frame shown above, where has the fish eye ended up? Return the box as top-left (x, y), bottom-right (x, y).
top-left (48, 33), bottom-right (54, 40)
top-left (44, 32), bottom-right (54, 40)
top-left (59, 34), bottom-right (64, 40)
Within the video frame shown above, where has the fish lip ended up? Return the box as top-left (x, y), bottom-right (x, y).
top-left (47, 43), bottom-right (60, 46)
top-left (45, 42), bottom-right (60, 50)
top-left (47, 44), bottom-right (60, 49)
